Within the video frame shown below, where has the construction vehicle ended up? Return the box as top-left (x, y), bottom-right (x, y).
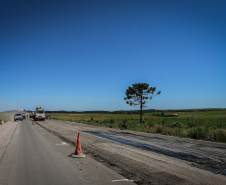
top-left (34, 106), bottom-right (45, 121)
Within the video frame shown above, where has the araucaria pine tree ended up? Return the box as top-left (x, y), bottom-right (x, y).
top-left (124, 83), bottom-right (161, 123)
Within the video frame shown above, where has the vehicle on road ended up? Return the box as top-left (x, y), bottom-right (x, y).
top-left (46, 115), bottom-right (51, 119)
top-left (14, 113), bottom-right (23, 121)
top-left (34, 106), bottom-right (45, 121)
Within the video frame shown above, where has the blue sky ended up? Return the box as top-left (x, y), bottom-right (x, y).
top-left (0, 0), bottom-right (226, 111)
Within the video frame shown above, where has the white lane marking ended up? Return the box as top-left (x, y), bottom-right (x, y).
top-left (112, 179), bottom-right (136, 182)
top-left (55, 142), bottom-right (68, 146)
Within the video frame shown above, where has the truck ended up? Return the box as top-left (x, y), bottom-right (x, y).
top-left (34, 106), bottom-right (45, 121)
top-left (14, 113), bottom-right (23, 121)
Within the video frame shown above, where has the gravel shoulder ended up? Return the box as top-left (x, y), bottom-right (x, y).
top-left (0, 121), bottom-right (19, 159)
top-left (37, 119), bottom-right (226, 185)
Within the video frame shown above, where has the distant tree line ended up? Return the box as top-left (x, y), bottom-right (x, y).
top-left (45, 108), bottom-right (226, 114)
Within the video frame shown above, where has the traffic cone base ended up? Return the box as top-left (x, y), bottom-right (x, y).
top-left (70, 153), bottom-right (85, 158)
top-left (71, 132), bottom-right (85, 158)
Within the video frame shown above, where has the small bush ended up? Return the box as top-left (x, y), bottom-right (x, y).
top-left (171, 122), bottom-right (182, 128)
top-left (110, 118), bottom-right (115, 124)
top-left (148, 121), bottom-right (154, 127)
top-left (155, 124), bottom-right (165, 134)
top-left (213, 129), bottom-right (226, 143)
top-left (123, 119), bottom-right (127, 124)
top-left (187, 127), bottom-right (207, 140)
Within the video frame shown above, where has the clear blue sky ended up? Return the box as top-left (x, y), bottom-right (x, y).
top-left (1, 0), bottom-right (226, 111)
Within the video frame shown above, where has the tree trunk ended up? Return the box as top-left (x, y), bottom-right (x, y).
top-left (140, 97), bottom-right (143, 123)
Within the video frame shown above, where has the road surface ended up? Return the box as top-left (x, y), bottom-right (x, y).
top-left (0, 119), bottom-right (135, 185)
top-left (36, 119), bottom-right (226, 185)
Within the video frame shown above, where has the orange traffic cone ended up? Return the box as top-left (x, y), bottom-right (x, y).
top-left (71, 133), bottom-right (85, 158)
top-left (33, 119), bottom-right (35, 125)
top-left (1, 120), bottom-right (4, 125)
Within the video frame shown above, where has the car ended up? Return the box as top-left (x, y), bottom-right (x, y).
top-left (14, 113), bottom-right (23, 121)
top-left (46, 115), bottom-right (51, 119)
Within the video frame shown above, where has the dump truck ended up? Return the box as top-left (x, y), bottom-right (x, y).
top-left (34, 106), bottom-right (45, 121)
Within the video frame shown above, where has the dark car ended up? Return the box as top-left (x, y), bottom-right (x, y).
top-left (46, 115), bottom-right (51, 119)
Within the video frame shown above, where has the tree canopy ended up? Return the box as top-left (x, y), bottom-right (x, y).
top-left (124, 83), bottom-right (161, 123)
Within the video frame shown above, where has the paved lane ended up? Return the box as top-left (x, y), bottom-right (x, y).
top-left (0, 120), bottom-right (91, 185)
top-left (36, 119), bottom-right (226, 185)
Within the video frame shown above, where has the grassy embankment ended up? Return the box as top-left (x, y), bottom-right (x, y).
top-left (47, 109), bottom-right (226, 143)
top-left (0, 112), bottom-right (12, 123)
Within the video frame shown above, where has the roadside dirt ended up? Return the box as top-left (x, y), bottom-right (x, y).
top-left (37, 119), bottom-right (226, 185)
top-left (0, 121), bottom-right (19, 159)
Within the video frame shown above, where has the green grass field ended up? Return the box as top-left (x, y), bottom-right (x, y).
top-left (0, 112), bottom-right (13, 123)
top-left (48, 109), bottom-right (226, 143)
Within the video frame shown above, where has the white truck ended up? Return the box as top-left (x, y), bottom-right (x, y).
top-left (34, 106), bottom-right (45, 121)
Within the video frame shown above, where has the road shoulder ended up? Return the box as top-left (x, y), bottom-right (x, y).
top-left (0, 121), bottom-right (19, 160)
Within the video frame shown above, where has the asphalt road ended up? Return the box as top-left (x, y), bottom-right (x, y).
top-left (0, 119), bottom-right (135, 185)
top-left (36, 119), bottom-right (226, 185)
